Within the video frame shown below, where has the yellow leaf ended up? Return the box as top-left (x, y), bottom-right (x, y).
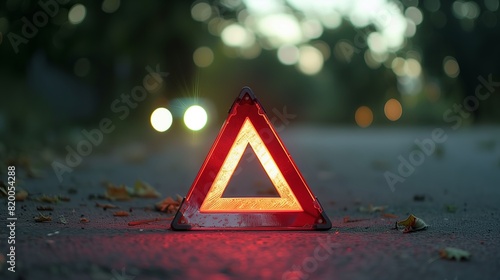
top-left (113, 211), bottom-right (130, 217)
top-left (133, 180), bottom-right (161, 198)
top-left (155, 195), bottom-right (183, 213)
top-left (105, 184), bottom-right (131, 201)
top-left (397, 214), bottom-right (417, 227)
top-left (396, 214), bottom-right (428, 233)
top-left (15, 190), bottom-right (28, 201)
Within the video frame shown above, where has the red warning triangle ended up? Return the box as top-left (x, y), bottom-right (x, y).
top-left (171, 87), bottom-right (331, 230)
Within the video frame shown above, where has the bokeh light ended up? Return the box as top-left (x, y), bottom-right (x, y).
top-left (257, 14), bottom-right (302, 47)
top-left (193, 46), bottom-right (214, 68)
top-left (364, 50), bottom-right (381, 69)
top-left (102, 0), bottom-right (120, 13)
top-left (405, 58), bottom-right (422, 78)
top-left (150, 108), bottom-right (173, 132)
top-left (298, 45), bottom-right (323, 75)
top-left (391, 57), bottom-right (422, 78)
top-left (355, 106), bottom-right (374, 128)
top-left (68, 4), bottom-right (86, 25)
top-left (405, 7), bottom-right (424, 25)
top-left (301, 19), bottom-right (323, 40)
top-left (367, 32), bottom-right (388, 54)
top-left (443, 56), bottom-right (460, 78)
top-left (277, 45), bottom-right (300, 65)
top-left (452, 1), bottom-right (480, 20)
top-left (184, 105), bottom-right (208, 131)
top-left (485, 0), bottom-right (499, 11)
top-left (384, 99), bottom-right (403, 121)
top-left (424, 0), bottom-right (441, 12)
top-left (191, 2), bottom-right (212, 22)
top-left (391, 57), bottom-right (406, 76)
top-left (221, 24), bottom-right (255, 48)
top-left (200, 0), bottom-right (410, 74)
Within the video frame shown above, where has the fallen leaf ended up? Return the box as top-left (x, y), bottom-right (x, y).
top-left (80, 217), bottom-right (90, 223)
top-left (113, 211), bottom-right (130, 217)
top-left (396, 214), bottom-right (428, 233)
top-left (439, 247), bottom-right (471, 261)
top-left (35, 194), bottom-right (69, 203)
top-left (58, 196), bottom-right (71, 202)
top-left (15, 190), bottom-right (28, 201)
top-left (34, 213), bottom-right (52, 222)
top-left (133, 180), bottom-right (161, 198)
top-left (128, 217), bottom-right (173, 226)
top-left (37, 206), bottom-right (54, 211)
top-left (59, 215), bottom-right (68, 224)
top-left (35, 195), bottom-right (60, 203)
top-left (382, 213), bottom-right (398, 219)
top-left (104, 184), bottom-right (131, 201)
top-left (343, 216), bottom-right (370, 223)
top-left (155, 195), bottom-right (183, 214)
top-left (95, 202), bottom-right (118, 210)
top-left (359, 205), bottom-right (388, 213)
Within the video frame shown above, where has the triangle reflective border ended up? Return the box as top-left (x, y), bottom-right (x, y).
top-left (171, 87), bottom-right (332, 230)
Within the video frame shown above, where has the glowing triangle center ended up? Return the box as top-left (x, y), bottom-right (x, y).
top-left (200, 118), bottom-right (303, 212)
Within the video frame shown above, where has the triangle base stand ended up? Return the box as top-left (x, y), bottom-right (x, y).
top-left (171, 197), bottom-right (332, 231)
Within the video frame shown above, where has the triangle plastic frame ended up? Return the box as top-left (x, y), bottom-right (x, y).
top-left (171, 87), bottom-right (332, 230)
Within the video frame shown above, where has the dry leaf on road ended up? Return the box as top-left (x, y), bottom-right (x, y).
top-left (34, 213), bottom-right (52, 222)
top-left (113, 211), bottom-right (130, 217)
top-left (359, 205), bottom-right (388, 213)
top-left (95, 202), bottom-right (118, 210)
top-left (155, 195), bottom-right (183, 213)
top-left (35, 195), bottom-right (60, 203)
top-left (15, 190), bottom-right (28, 201)
top-left (396, 214), bottom-right (428, 233)
top-left (104, 184), bottom-right (131, 201)
top-left (133, 180), bottom-right (161, 198)
top-left (439, 247), bottom-right (471, 261)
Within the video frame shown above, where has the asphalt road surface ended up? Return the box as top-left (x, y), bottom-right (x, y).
top-left (1, 126), bottom-right (499, 280)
